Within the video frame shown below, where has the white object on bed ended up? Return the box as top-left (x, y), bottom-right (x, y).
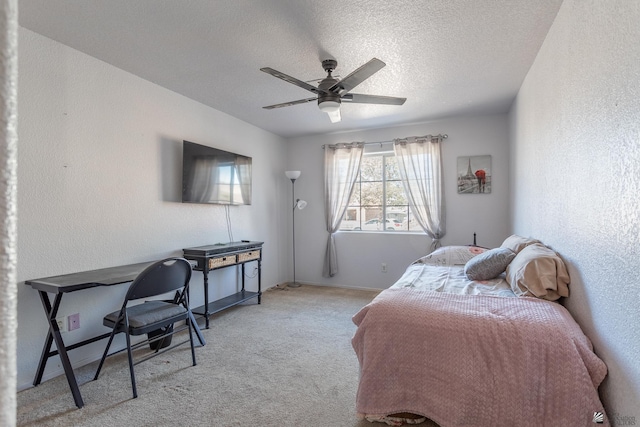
top-left (415, 245), bottom-right (486, 266)
top-left (391, 246), bottom-right (517, 298)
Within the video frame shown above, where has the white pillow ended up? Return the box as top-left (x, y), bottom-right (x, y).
top-left (464, 247), bottom-right (516, 280)
top-left (417, 246), bottom-right (487, 267)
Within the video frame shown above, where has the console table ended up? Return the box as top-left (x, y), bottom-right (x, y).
top-left (183, 241), bottom-right (263, 328)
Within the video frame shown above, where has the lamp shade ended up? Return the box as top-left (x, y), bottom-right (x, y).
top-left (296, 199), bottom-right (308, 210)
top-left (285, 170), bottom-right (301, 180)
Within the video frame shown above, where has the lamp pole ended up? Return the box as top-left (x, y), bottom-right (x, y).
top-left (291, 179), bottom-right (300, 287)
top-left (285, 171), bottom-right (302, 287)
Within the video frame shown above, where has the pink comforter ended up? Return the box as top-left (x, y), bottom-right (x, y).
top-left (352, 289), bottom-right (608, 427)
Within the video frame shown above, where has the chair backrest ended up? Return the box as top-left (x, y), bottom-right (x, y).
top-left (125, 257), bottom-right (192, 301)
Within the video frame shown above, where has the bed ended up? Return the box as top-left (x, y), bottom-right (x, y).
top-left (351, 235), bottom-right (609, 427)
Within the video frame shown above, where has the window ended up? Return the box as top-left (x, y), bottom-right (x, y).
top-left (339, 147), bottom-right (422, 232)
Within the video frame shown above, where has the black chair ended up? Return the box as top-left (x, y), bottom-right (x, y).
top-left (93, 257), bottom-right (197, 398)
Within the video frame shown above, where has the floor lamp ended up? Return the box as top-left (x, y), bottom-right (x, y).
top-left (285, 171), bottom-right (307, 287)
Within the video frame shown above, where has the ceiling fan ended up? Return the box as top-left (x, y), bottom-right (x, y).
top-left (260, 58), bottom-right (406, 123)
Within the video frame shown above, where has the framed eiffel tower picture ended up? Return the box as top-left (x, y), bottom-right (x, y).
top-left (457, 155), bottom-right (492, 194)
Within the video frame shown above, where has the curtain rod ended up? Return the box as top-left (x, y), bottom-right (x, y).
top-left (322, 134), bottom-right (448, 149)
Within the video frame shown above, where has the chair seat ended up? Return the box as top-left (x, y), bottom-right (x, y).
top-left (104, 300), bottom-right (188, 335)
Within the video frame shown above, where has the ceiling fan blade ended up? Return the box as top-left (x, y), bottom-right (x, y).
top-left (263, 97), bottom-right (317, 109)
top-left (327, 109), bottom-right (341, 123)
top-left (260, 67), bottom-right (325, 95)
top-left (328, 58), bottom-right (386, 95)
top-left (342, 93), bottom-right (406, 105)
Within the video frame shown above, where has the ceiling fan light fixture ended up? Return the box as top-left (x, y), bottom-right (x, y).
top-left (318, 100), bottom-right (340, 113)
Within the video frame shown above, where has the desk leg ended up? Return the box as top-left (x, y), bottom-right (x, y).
top-left (241, 263), bottom-right (245, 292)
top-left (35, 291), bottom-right (84, 408)
top-left (203, 268), bottom-right (210, 329)
top-left (33, 317), bottom-right (54, 386)
top-left (258, 259), bottom-right (262, 304)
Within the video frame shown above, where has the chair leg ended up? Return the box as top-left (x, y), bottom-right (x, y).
top-left (93, 327), bottom-right (119, 381)
top-left (187, 316), bottom-right (196, 366)
top-left (125, 330), bottom-right (137, 398)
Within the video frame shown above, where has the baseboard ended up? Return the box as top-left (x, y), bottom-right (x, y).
top-left (280, 281), bottom-right (383, 292)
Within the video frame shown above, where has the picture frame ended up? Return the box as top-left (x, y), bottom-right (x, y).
top-left (457, 155), bottom-right (491, 194)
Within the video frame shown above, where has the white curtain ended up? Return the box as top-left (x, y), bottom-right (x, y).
top-left (394, 136), bottom-right (446, 250)
top-left (323, 142), bottom-right (364, 277)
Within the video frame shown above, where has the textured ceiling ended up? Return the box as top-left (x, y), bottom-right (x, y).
top-left (18, 0), bottom-right (562, 139)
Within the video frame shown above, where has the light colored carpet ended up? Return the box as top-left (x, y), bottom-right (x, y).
top-left (17, 285), bottom-right (437, 427)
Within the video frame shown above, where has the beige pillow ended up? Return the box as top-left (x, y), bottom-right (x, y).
top-left (505, 243), bottom-right (570, 301)
top-left (500, 234), bottom-right (541, 254)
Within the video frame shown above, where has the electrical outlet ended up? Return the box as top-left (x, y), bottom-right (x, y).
top-left (55, 316), bottom-right (67, 333)
top-left (381, 263), bottom-right (388, 273)
top-left (68, 313), bottom-right (80, 331)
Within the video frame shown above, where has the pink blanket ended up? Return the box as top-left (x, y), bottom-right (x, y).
top-left (352, 289), bottom-right (608, 427)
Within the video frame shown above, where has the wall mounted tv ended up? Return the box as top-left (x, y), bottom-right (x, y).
top-left (182, 140), bottom-right (252, 205)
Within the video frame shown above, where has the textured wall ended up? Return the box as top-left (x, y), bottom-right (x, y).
top-left (0, 1), bottom-right (17, 425)
top-left (16, 28), bottom-right (289, 391)
top-left (509, 0), bottom-right (640, 420)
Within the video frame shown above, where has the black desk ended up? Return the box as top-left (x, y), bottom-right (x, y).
top-left (25, 261), bottom-right (206, 408)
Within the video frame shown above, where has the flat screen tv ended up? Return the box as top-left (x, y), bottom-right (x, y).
top-left (182, 140), bottom-right (252, 205)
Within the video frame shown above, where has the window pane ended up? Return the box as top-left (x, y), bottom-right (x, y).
top-left (386, 181), bottom-right (407, 206)
top-left (361, 182), bottom-right (382, 206)
top-left (348, 183), bottom-right (361, 205)
top-left (386, 206), bottom-right (409, 230)
top-left (363, 207), bottom-right (383, 229)
top-left (360, 156), bottom-right (382, 181)
top-left (339, 208), bottom-right (361, 231)
top-left (385, 155), bottom-right (401, 180)
top-left (406, 211), bottom-right (423, 231)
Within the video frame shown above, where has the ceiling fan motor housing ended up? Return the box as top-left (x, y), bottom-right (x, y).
top-left (318, 60), bottom-right (341, 111)
top-left (318, 78), bottom-right (341, 101)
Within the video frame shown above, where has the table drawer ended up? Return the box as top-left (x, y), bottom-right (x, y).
top-left (238, 249), bottom-right (261, 263)
top-left (209, 255), bottom-right (237, 269)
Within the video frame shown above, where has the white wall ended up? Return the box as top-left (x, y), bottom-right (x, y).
top-left (287, 114), bottom-right (510, 289)
top-left (16, 28), bottom-right (290, 390)
top-left (509, 0), bottom-right (640, 420)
